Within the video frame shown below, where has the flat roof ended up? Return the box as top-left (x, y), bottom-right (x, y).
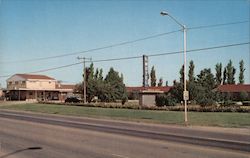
top-left (139, 90), bottom-right (164, 94)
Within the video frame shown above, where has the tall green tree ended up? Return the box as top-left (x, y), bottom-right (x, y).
top-left (169, 80), bottom-right (183, 102)
top-left (150, 66), bottom-right (156, 87)
top-left (87, 63), bottom-right (95, 81)
top-left (226, 60), bottom-right (236, 84)
top-left (98, 68), bottom-right (103, 81)
top-left (83, 63), bottom-right (95, 100)
top-left (196, 68), bottom-right (216, 106)
top-left (179, 65), bottom-right (184, 83)
top-left (105, 67), bottom-right (120, 83)
top-left (105, 67), bottom-right (127, 101)
top-left (94, 68), bottom-right (99, 80)
top-left (158, 78), bottom-right (163, 87)
top-left (223, 68), bottom-right (227, 85)
top-left (215, 63), bottom-right (222, 85)
top-left (239, 60), bottom-right (245, 84)
top-left (188, 60), bottom-right (195, 83)
top-left (165, 81), bottom-right (168, 86)
top-left (197, 68), bottom-right (216, 90)
top-left (121, 73), bottom-right (124, 82)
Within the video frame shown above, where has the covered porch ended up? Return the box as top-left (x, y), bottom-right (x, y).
top-left (7, 90), bottom-right (65, 101)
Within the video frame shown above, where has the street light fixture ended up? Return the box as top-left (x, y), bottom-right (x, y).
top-left (161, 11), bottom-right (188, 124)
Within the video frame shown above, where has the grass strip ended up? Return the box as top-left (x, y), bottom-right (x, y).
top-left (0, 103), bottom-right (250, 128)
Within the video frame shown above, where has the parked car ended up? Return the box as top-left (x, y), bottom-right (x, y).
top-left (65, 97), bottom-right (81, 103)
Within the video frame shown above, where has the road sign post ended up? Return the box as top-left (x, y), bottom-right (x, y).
top-left (183, 90), bottom-right (189, 101)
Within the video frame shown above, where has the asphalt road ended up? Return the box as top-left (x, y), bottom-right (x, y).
top-left (0, 110), bottom-right (249, 158)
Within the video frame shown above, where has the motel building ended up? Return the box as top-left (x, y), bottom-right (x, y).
top-left (6, 74), bottom-right (75, 101)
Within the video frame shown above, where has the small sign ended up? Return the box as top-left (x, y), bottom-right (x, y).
top-left (183, 91), bottom-right (189, 101)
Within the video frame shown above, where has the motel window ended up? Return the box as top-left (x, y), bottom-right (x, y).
top-left (8, 82), bottom-right (12, 85)
top-left (22, 81), bottom-right (25, 84)
top-left (15, 81), bottom-right (18, 85)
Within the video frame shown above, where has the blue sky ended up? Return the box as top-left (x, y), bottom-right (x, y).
top-left (0, 0), bottom-right (249, 87)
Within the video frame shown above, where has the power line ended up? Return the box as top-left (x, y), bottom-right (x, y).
top-left (1, 30), bottom-right (180, 64)
top-left (1, 20), bottom-right (248, 64)
top-left (0, 62), bottom-right (82, 78)
top-left (1, 42), bottom-right (248, 78)
top-left (89, 56), bottom-right (142, 63)
top-left (189, 20), bottom-right (249, 30)
top-left (148, 42), bottom-right (250, 57)
top-left (91, 42), bottom-right (249, 62)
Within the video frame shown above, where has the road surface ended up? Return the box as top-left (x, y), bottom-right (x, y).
top-left (0, 110), bottom-right (249, 158)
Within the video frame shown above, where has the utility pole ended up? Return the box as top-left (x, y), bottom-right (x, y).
top-left (77, 57), bottom-right (92, 104)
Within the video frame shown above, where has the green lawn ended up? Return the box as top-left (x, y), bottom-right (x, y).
top-left (1, 103), bottom-right (250, 128)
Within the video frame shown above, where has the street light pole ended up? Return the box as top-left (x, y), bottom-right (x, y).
top-left (161, 11), bottom-right (188, 124)
top-left (183, 25), bottom-right (188, 123)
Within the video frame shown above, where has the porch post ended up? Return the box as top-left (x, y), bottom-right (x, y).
top-left (18, 90), bottom-right (20, 101)
top-left (35, 90), bottom-right (37, 101)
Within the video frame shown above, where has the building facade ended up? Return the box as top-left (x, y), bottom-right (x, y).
top-left (216, 84), bottom-right (250, 100)
top-left (6, 74), bottom-right (74, 101)
top-left (126, 86), bottom-right (172, 107)
top-left (139, 90), bottom-right (164, 107)
top-left (126, 86), bottom-right (172, 100)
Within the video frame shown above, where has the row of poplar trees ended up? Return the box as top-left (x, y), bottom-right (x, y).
top-left (156, 59), bottom-right (246, 106)
top-left (150, 60), bottom-right (245, 87)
